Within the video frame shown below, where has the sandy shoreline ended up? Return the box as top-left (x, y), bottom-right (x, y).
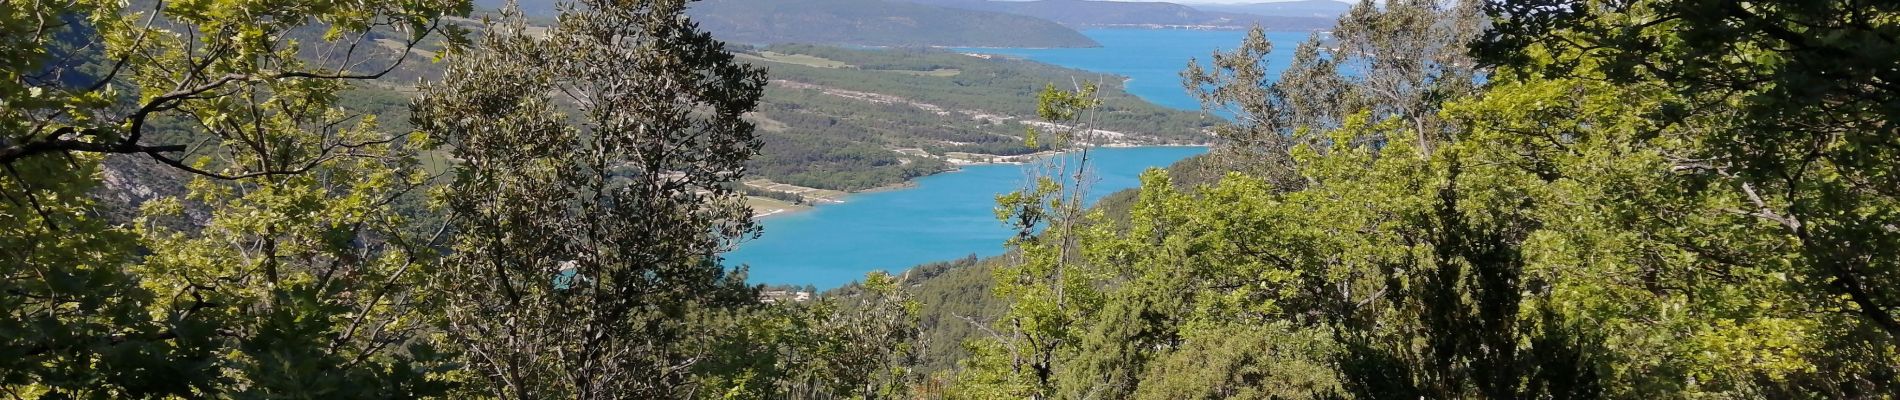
top-left (748, 144), bottom-right (1209, 219)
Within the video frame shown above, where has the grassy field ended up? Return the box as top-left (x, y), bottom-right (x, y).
top-left (743, 179), bottom-right (850, 202)
top-left (743, 196), bottom-right (812, 217)
top-left (879, 68), bottom-right (961, 77)
top-left (742, 51), bottom-right (853, 68)
top-left (740, 51), bottom-right (963, 77)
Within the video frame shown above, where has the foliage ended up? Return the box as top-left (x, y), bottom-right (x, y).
top-left (0, 0), bottom-right (981, 397)
top-left (1481, 0), bottom-right (1900, 347)
top-left (957, 82), bottom-right (1110, 399)
top-left (2, 0), bottom-right (467, 395)
top-left (1472, 0), bottom-right (1900, 394)
top-left (894, 255), bottom-right (1011, 377)
top-left (411, 0), bottom-right (773, 396)
top-left (931, 0), bottom-right (1900, 398)
top-left (813, 272), bottom-right (924, 398)
top-left (12, 0), bottom-right (1898, 397)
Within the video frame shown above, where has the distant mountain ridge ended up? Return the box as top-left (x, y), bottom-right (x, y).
top-left (1190, 0), bottom-right (1353, 19)
top-left (900, 0), bottom-right (1338, 30)
top-left (690, 0), bottom-right (1099, 47)
top-left (474, 0), bottom-right (1100, 48)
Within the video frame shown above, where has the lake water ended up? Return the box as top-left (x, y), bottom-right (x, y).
top-left (969, 29), bottom-right (1312, 112)
top-left (731, 29), bottom-right (1309, 288)
top-left (730, 146), bottom-right (1206, 288)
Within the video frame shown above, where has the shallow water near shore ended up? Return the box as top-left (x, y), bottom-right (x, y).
top-left (967, 29), bottom-right (1309, 112)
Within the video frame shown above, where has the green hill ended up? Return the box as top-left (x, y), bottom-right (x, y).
top-left (733, 43), bottom-right (1215, 191)
top-left (324, 17), bottom-right (1197, 192)
top-left (1190, 0), bottom-right (1352, 19)
top-left (901, 0), bottom-right (1338, 30)
top-left (691, 0), bottom-right (1097, 47)
top-left (474, 0), bottom-right (1099, 48)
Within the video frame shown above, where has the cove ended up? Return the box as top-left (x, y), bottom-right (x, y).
top-left (732, 29), bottom-right (1312, 288)
top-left (730, 146), bottom-right (1206, 288)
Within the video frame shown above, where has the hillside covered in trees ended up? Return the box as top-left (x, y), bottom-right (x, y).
top-left (476, 0), bottom-right (1102, 48)
top-left (690, 0), bottom-right (1099, 48)
top-left (736, 44), bottom-right (1214, 191)
top-left (1189, 0), bottom-right (1353, 19)
top-left (895, 0), bottom-right (1339, 30)
top-left (4, 0), bottom-right (1898, 398)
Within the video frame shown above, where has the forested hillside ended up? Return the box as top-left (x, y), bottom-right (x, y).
top-left (7, 0), bottom-right (1898, 397)
top-left (897, 0), bottom-right (1338, 30)
top-left (737, 44), bottom-right (1215, 190)
top-left (1190, 0), bottom-right (1352, 19)
top-left (475, 0), bottom-right (1101, 47)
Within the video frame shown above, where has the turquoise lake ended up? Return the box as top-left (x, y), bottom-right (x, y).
top-left (969, 29), bottom-right (1312, 111)
top-left (730, 146), bottom-right (1206, 288)
top-left (731, 29), bottom-right (1309, 288)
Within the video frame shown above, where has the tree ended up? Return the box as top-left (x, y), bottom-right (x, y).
top-left (1473, 0), bottom-right (1900, 395)
top-left (1182, 0), bottom-right (1483, 186)
top-left (790, 272), bottom-right (923, 399)
top-left (1483, 0), bottom-right (1900, 345)
top-left (952, 0), bottom-right (1900, 396)
top-left (2, 0), bottom-right (466, 395)
top-left (953, 1), bottom-right (1619, 398)
top-left (411, 0), bottom-right (771, 396)
top-left (963, 82), bottom-right (1112, 399)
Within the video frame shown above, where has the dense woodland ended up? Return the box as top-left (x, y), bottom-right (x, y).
top-left (3, 0), bottom-right (1897, 399)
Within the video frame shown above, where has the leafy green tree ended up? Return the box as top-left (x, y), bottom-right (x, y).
top-left (131, 101), bottom-right (457, 399)
top-left (1470, 0), bottom-right (1900, 395)
top-left (772, 272), bottom-right (923, 399)
top-left (967, 82), bottom-right (1109, 399)
top-left (2, 0), bottom-right (466, 395)
top-left (1183, 0), bottom-right (1483, 185)
top-left (1483, 0), bottom-right (1900, 346)
top-left (1442, 73), bottom-right (1805, 396)
top-left (0, 136), bottom-right (195, 398)
top-left (689, 271), bottom-right (923, 400)
top-left (412, 1), bottom-right (772, 397)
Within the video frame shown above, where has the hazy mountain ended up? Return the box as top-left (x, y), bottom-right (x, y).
top-left (473, 0), bottom-right (1100, 48)
top-left (1190, 0), bottom-right (1353, 19)
top-left (899, 0), bottom-right (1337, 30)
